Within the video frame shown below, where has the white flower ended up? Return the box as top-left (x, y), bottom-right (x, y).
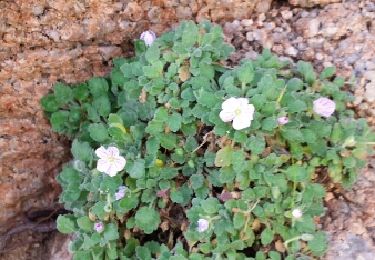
top-left (114, 186), bottom-right (127, 201)
top-left (219, 97), bottom-right (255, 130)
top-left (140, 30), bottom-right (156, 47)
top-left (313, 97), bottom-right (336, 118)
top-left (197, 219), bottom-right (209, 232)
top-left (277, 116), bottom-right (289, 125)
top-left (95, 146), bottom-right (126, 177)
top-left (292, 208), bottom-right (303, 219)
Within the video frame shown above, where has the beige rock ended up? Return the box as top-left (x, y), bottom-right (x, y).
top-left (289, 0), bottom-right (341, 7)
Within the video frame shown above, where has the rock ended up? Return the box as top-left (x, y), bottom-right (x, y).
top-left (323, 25), bottom-right (338, 38)
top-left (281, 10), bottom-right (293, 20)
top-left (289, 0), bottom-right (341, 7)
top-left (246, 31), bottom-right (254, 41)
top-left (363, 71), bottom-right (375, 82)
top-left (365, 61), bottom-right (375, 70)
top-left (241, 19), bottom-right (253, 27)
top-left (46, 233), bottom-right (72, 260)
top-left (315, 52), bottom-right (324, 61)
top-left (365, 83), bottom-right (375, 102)
top-left (296, 18), bottom-right (321, 38)
top-left (285, 46), bottom-right (298, 57)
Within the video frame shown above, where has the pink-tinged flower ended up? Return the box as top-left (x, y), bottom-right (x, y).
top-left (95, 146), bottom-right (126, 177)
top-left (219, 97), bottom-right (255, 130)
top-left (277, 116), bottom-right (289, 125)
top-left (140, 30), bottom-right (156, 47)
top-left (197, 219), bottom-right (209, 232)
top-left (114, 186), bottom-right (127, 201)
top-left (156, 189), bottom-right (169, 198)
top-left (313, 97), bottom-right (336, 118)
top-left (94, 222), bottom-right (104, 233)
top-left (292, 208), bottom-right (303, 219)
top-left (219, 191), bottom-right (233, 202)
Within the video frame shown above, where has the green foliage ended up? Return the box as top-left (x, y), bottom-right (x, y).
top-left (42, 21), bottom-right (374, 259)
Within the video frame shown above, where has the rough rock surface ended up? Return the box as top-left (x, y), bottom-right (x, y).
top-left (323, 160), bottom-right (375, 260)
top-left (1, 0), bottom-right (375, 259)
top-left (289, 0), bottom-right (341, 8)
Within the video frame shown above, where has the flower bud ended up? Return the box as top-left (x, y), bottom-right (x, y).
top-left (140, 30), bottom-right (156, 47)
top-left (197, 219), bottom-right (209, 232)
top-left (313, 97), bottom-right (336, 118)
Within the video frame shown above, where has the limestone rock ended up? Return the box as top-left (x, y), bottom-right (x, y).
top-left (289, 0), bottom-right (341, 7)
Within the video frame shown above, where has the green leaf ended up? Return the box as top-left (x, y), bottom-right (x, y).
top-left (214, 146), bottom-right (233, 167)
top-left (135, 207), bottom-right (161, 234)
top-left (167, 112), bottom-right (182, 132)
top-left (281, 128), bottom-right (304, 142)
top-left (196, 89), bottom-right (220, 108)
top-left (91, 202), bottom-right (106, 220)
top-left (71, 139), bottom-right (92, 162)
top-left (301, 128), bottom-right (317, 143)
top-left (143, 61), bottom-right (163, 79)
top-left (88, 123), bottom-right (109, 142)
top-left (77, 216), bottom-right (93, 232)
top-left (320, 67), bottom-right (336, 79)
top-left (54, 83), bottom-right (73, 104)
top-left (296, 61), bottom-right (316, 84)
top-left (159, 133), bottom-right (177, 150)
top-left (57, 215), bottom-right (76, 234)
top-left (260, 227), bottom-right (274, 245)
top-left (136, 246), bottom-right (152, 260)
top-left (41, 94), bottom-right (59, 112)
top-left (262, 117), bottom-right (277, 131)
top-left (103, 223), bottom-right (119, 241)
top-left (245, 135), bottom-right (265, 155)
top-left (237, 61), bottom-right (254, 84)
top-left (128, 159), bottom-right (145, 179)
top-left (73, 251), bottom-right (91, 260)
top-left (287, 99), bottom-right (307, 113)
top-left (190, 174), bottom-right (204, 190)
top-left (145, 44), bottom-right (160, 63)
top-left (88, 77), bottom-right (109, 97)
top-left (308, 232), bottom-right (327, 256)
top-left (201, 198), bottom-right (220, 214)
top-left (285, 165), bottom-right (309, 182)
top-left (286, 78), bottom-right (304, 91)
top-left (170, 185), bottom-right (192, 205)
top-left (50, 111), bottom-right (69, 132)
top-left (59, 167), bottom-right (80, 184)
top-left (72, 84), bottom-right (90, 101)
top-left (233, 212), bottom-right (245, 229)
top-left (117, 194), bottom-right (139, 213)
top-left (134, 40), bottom-right (146, 56)
top-left (93, 96), bottom-right (111, 118)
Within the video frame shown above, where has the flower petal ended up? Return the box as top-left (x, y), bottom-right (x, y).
top-left (232, 115), bottom-right (252, 130)
top-left (106, 164), bottom-right (118, 177)
top-left (240, 103), bottom-right (255, 120)
top-left (219, 110), bottom-right (235, 122)
top-left (112, 157), bottom-right (126, 172)
top-left (97, 158), bottom-right (111, 173)
top-left (95, 146), bottom-right (109, 159)
top-left (237, 98), bottom-right (249, 107)
top-left (107, 146), bottom-right (120, 157)
top-left (221, 97), bottom-right (238, 111)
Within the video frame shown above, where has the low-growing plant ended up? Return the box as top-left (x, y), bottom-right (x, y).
top-left (41, 21), bottom-right (374, 260)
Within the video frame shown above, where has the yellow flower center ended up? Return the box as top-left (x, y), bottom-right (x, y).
top-left (234, 108), bottom-right (242, 116)
top-left (108, 156), bottom-right (116, 163)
